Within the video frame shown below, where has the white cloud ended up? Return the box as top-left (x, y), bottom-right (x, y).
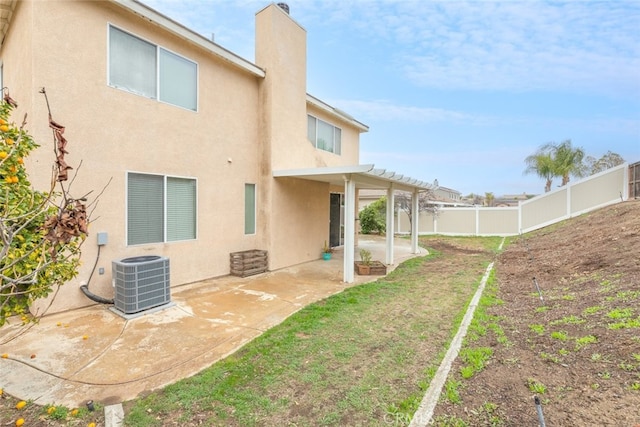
top-left (295, 1), bottom-right (640, 98)
top-left (331, 99), bottom-right (475, 123)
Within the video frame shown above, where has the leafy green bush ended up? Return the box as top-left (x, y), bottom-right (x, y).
top-left (359, 197), bottom-right (386, 234)
top-left (0, 97), bottom-right (86, 326)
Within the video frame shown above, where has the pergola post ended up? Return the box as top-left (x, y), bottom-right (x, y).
top-left (411, 188), bottom-right (419, 253)
top-left (343, 177), bottom-right (356, 283)
top-left (386, 185), bottom-right (395, 265)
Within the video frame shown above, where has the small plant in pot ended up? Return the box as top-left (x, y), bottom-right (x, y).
top-left (356, 248), bottom-right (372, 274)
top-left (322, 241), bottom-right (333, 260)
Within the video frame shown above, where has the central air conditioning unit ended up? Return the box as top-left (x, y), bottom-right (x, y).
top-left (112, 255), bottom-right (170, 315)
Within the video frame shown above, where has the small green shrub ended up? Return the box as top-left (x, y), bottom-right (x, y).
top-left (529, 324), bottom-right (545, 335)
top-left (550, 315), bottom-right (585, 325)
top-left (607, 308), bottom-right (634, 320)
top-left (540, 352), bottom-right (560, 363)
top-left (582, 306), bottom-right (603, 316)
top-left (359, 197), bottom-right (386, 234)
top-left (527, 378), bottom-right (547, 394)
top-left (444, 379), bottom-right (463, 404)
top-left (551, 331), bottom-right (569, 341)
top-left (575, 335), bottom-right (598, 349)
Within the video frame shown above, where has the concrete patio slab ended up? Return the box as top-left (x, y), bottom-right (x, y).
top-left (0, 235), bottom-right (426, 408)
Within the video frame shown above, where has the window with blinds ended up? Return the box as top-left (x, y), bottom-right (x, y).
top-left (109, 25), bottom-right (198, 111)
top-left (127, 173), bottom-right (197, 245)
top-left (307, 115), bottom-right (342, 155)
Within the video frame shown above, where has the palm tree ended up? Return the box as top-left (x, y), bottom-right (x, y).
top-left (552, 140), bottom-right (585, 185)
top-left (524, 146), bottom-right (555, 192)
top-left (484, 192), bottom-right (495, 207)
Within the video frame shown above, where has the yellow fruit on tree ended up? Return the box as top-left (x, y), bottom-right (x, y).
top-left (6, 138), bottom-right (14, 145)
top-left (0, 125), bottom-right (9, 132)
top-left (11, 176), bottom-right (18, 183)
top-left (0, 118), bottom-right (6, 125)
top-left (0, 151), bottom-right (7, 159)
top-left (15, 418), bottom-right (25, 427)
top-left (17, 157), bottom-right (23, 164)
top-left (4, 176), bottom-right (12, 183)
top-left (16, 400), bottom-right (27, 409)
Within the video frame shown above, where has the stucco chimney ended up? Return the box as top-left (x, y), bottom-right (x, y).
top-left (277, 3), bottom-right (290, 14)
top-left (255, 3), bottom-right (307, 170)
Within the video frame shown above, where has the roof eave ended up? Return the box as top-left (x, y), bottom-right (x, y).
top-left (112, 0), bottom-right (266, 78)
top-left (306, 94), bottom-right (369, 133)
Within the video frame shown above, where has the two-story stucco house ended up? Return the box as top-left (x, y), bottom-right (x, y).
top-left (0, 0), bottom-right (431, 315)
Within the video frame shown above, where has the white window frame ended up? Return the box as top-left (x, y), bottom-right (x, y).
top-left (126, 171), bottom-right (198, 246)
top-left (108, 24), bottom-right (199, 111)
top-left (307, 114), bottom-right (342, 155)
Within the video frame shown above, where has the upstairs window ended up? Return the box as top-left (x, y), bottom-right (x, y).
top-left (307, 115), bottom-right (341, 155)
top-left (109, 25), bottom-right (198, 111)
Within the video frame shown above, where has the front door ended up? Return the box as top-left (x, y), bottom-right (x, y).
top-left (329, 193), bottom-right (342, 247)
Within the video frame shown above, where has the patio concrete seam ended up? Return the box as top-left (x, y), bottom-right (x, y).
top-left (409, 261), bottom-right (495, 427)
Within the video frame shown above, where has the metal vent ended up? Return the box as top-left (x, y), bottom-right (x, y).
top-left (112, 256), bottom-right (170, 314)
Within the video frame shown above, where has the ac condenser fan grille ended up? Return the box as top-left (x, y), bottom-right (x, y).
top-left (112, 256), bottom-right (170, 314)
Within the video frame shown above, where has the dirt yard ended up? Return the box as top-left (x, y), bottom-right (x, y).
top-left (433, 199), bottom-right (640, 426)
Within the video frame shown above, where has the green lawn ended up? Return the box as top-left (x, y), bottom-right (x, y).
top-left (123, 236), bottom-right (503, 426)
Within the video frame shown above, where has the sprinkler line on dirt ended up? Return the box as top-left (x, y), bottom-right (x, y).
top-left (409, 257), bottom-right (498, 426)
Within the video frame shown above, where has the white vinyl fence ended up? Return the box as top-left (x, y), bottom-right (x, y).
top-left (398, 163), bottom-right (630, 236)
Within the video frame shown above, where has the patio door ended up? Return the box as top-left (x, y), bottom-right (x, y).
top-left (329, 193), bottom-right (343, 247)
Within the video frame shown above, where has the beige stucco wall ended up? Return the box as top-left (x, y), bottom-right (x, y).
top-left (1, 0), bottom-right (33, 114)
top-left (4, 0), bottom-right (267, 314)
top-left (1, 1), bottom-right (367, 315)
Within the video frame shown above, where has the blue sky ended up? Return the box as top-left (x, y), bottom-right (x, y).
top-left (144, 0), bottom-right (640, 196)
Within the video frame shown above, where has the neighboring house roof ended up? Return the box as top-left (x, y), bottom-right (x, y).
top-left (435, 185), bottom-right (460, 195)
top-left (359, 188), bottom-right (470, 207)
top-left (274, 164), bottom-right (432, 192)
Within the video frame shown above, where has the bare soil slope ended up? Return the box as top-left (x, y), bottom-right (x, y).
top-left (434, 200), bottom-right (640, 426)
